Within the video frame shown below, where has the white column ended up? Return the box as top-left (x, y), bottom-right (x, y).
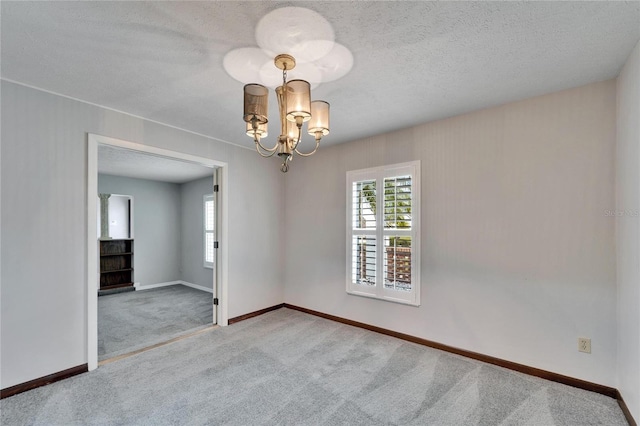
top-left (99, 193), bottom-right (111, 240)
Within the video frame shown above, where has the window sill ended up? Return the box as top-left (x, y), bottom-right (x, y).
top-left (347, 289), bottom-right (420, 307)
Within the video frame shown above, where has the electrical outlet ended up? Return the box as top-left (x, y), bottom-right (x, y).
top-left (578, 338), bottom-right (591, 354)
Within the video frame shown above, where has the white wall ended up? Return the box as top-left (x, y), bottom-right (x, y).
top-left (616, 40), bottom-right (640, 421)
top-left (284, 80), bottom-right (618, 387)
top-left (180, 175), bottom-right (215, 289)
top-left (0, 74), bottom-right (628, 397)
top-left (99, 174), bottom-right (182, 286)
top-left (0, 80), bottom-right (284, 389)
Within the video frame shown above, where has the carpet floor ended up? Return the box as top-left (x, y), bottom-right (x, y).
top-left (1, 308), bottom-right (628, 425)
top-left (98, 284), bottom-right (213, 360)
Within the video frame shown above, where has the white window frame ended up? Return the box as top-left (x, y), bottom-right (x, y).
top-left (204, 194), bottom-right (215, 269)
top-left (346, 161), bottom-right (421, 306)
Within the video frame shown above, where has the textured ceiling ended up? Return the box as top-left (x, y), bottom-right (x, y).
top-left (98, 145), bottom-right (214, 184)
top-left (2, 1), bottom-right (639, 150)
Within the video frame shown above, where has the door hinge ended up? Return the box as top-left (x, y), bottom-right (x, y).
top-left (213, 298), bottom-right (219, 306)
top-left (213, 184), bottom-right (219, 192)
top-left (214, 241), bottom-right (219, 249)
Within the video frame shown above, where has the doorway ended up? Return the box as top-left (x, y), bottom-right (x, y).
top-left (87, 134), bottom-right (228, 371)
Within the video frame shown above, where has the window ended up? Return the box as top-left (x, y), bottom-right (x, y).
top-left (346, 161), bottom-right (420, 306)
top-left (204, 194), bottom-right (215, 268)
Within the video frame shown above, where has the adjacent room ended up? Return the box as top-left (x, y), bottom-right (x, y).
top-left (96, 145), bottom-right (217, 360)
top-left (1, 2), bottom-right (639, 425)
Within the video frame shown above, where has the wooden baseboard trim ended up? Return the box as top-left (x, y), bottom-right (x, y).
top-left (283, 303), bottom-right (618, 399)
top-left (1, 364), bottom-right (88, 399)
top-left (113, 299), bottom-right (633, 423)
top-left (616, 390), bottom-right (638, 426)
top-left (228, 303), bottom-right (285, 325)
top-left (2, 305), bottom-right (634, 425)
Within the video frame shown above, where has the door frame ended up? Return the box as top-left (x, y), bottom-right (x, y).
top-left (87, 133), bottom-right (229, 371)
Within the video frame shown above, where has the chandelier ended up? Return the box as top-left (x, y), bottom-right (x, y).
top-left (243, 54), bottom-right (330, 173)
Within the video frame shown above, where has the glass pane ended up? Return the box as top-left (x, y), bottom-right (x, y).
top-left (205, 232), bottom-right (214, 263)
top-left (205, 200), bottom-right (214, 231)
top-left (352, 180), bottom-right (376, 229)
top-left (383, 175), bottom-right (411, 229)
top-left (352, 236), bottom-right (376, 285)
top-left (384, 236), bottom-right (412, 291)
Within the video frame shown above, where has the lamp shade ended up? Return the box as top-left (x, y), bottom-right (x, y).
top-left (243, 84), bottom-right (268, 124)
top-left (246, 121), bottom-right (268, 139)
top-left (308, 100), bottom-right (330, 136)
top-left (285, 79), bottom-right (311, 122)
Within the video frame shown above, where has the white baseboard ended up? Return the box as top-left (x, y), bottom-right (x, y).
top-left (180, 281), bottom-right (214, 294)
top-left (135, 280), bottom-right (213, 294)
top-left (135, 281), bottom-right (182, 290)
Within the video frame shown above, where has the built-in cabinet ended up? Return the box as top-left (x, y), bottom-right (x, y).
top-left (99, 239), bottom-right (134, 290)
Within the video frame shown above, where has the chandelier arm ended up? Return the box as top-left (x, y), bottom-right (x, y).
top-left (294, 138), bottom-right (320, 157)
top-left (255, 146), bottom-right (277, 158)
top-left (254, 135), bottom-right (279, 153)
top-left (291, 124), bottom-right (303, 150)
top-left (255, 140), bottom-right (278, 158)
